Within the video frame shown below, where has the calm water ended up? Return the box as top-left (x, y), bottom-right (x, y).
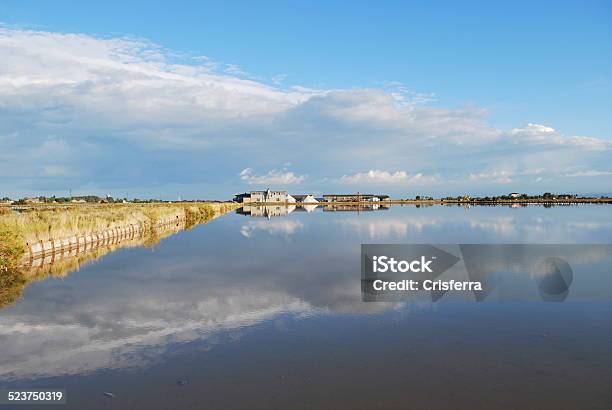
top-left (1, 205), bottom-right (611, 409)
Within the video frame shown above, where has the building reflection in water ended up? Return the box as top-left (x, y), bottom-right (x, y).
top-left (237, 205), bottom-right (296, 218)
top-left (237, 203), bottom-right (391, 218)
top-left (323, 203), bottom-right (390, 212)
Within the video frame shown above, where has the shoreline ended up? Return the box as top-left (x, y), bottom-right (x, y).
top-left (238, 198), bottom-right (612, 206)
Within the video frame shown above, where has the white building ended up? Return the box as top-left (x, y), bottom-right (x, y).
top-left (234, 189), bottom-right (288, 203)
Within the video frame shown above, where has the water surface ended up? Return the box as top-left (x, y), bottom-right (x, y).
top-left (1, 205), bottom-right (611, 409)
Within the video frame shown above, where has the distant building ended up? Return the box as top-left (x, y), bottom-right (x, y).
top-left (23, 197), bottom-right (41, 204)
top-left (508, 193), bottom-right (521, 198)
top-left (323, 194), bottom-right (390, 202)
top-left (234, 189), bottom-right (288, 203)
top-left (291, 194), bottom-right (319, 204)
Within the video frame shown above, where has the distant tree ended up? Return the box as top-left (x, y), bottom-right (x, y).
top-left (415, 195), bottom-right (421, 200)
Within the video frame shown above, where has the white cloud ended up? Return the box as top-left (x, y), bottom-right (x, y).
top-left (271, 74), bottom-right (287, 85)
top-left (240, 168), bottom-right (307, 185)
top-left (340, 170), bottom-right (407, 184)
top-left (336, 216), bottom-right (442, 238)
top-left (223, 63), bottom-right (248, 77)
top-left (507, 123), bottom-right (611, 150)
top-left (563, 170), bottom-right (612, 177)
top-left (40, 165), bottom-right (72, 177)
top-left (240, 219), bottom-right (304, 238)
top-left (0, 27), bottom-right (317, 135)
top-left (339, 170), bottom-right (436, 185)
top-left (0, 26), bottom-right (610, 197)
top-left (469, 170), bottom-right (514, 184)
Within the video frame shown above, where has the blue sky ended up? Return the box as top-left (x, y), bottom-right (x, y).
top-left (0, 1), bottom-right (611, 199)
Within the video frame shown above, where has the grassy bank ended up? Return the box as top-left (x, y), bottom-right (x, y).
top-left (0, 202), bottom-right (238, 308)
top-left (1, 219), bottom-right (182, 308)
top-left (0, 202), bottom-right (237, 244)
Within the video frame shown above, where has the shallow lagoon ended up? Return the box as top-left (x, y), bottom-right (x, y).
top-left (1, 204), bottom-right (611, 409)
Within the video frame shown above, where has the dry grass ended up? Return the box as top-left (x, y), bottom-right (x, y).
top-left (0, 224), bottom-right (26, 307)
top-left (0, 202), bottom-right (236, 244)
top-left (0, 224), bottom-right (24, 273)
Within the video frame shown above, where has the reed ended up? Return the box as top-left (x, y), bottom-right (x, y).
top-left (0, 202), bottom-right (236, 244)
top-left (0, 223), bottom-right (24, 273)
top-left (0, 224), bottom-right (26, 307)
